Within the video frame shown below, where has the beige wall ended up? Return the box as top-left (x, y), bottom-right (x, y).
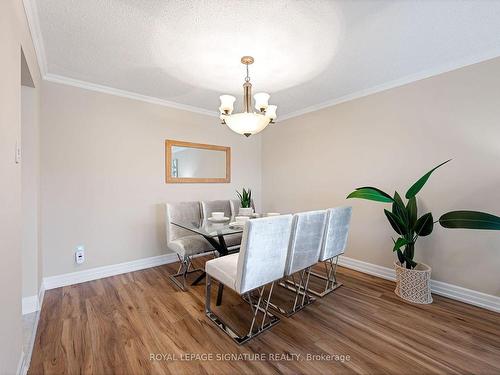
top-left (40, 81), bottom-right (262, 277)
top-left (0, 0), bottom-right (41, 373)
top-left (262, 57), bottom-right (500, 296)
top-left (21, 85), bottom-right (41, 298)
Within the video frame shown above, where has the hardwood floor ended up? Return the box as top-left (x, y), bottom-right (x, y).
top-left (29, 257), bottom-right (500, 374)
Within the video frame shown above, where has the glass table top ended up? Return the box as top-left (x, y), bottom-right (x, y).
top-left (171, 217), bottom-right (245, 238)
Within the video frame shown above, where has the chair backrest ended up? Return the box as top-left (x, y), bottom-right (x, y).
top-left (235, 215), bottom-right (293, 294)
top-left (319, 206), bottom-right (352, 261)
top-left (230, 199), bottom-right (256, 216)
top-left (285, 210), bottom-right (327, 276)
top-left (230, 199), bottom-right (241, 216)
top-left (165, 201), bottom-right (202, 242)
top-left (201, 200), bottom-right (231, 218)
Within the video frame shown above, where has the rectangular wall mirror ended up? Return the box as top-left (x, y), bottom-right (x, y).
top-left (165, 140), bottom-right (231, 183)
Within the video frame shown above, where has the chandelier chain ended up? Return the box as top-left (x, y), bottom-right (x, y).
top-left (245, 64), bottom-right (250, 82)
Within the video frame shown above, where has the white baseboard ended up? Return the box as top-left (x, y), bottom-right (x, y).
top-left (38, 282), bottom-right (45, 310)
top-left (39, 252), bottom-right (499, 313)
top-left (338, 255), bottom-right (500, 313)
top-left (22, 296), bottom-right (40, 315)
top-left (18, 281), bottom-right (45, 375)
top-left (22, 281), bottom-right (46, 315)
top-left (43, 253), bottom-right (178, 290)
top-left (429, 279), bottom-right (500, 313)
top-left (20, 308), bottom-right (41, 375)
top-left (16, 350), bottom-right (24, 375)
top-left (338, 256), bottom-right (396, 281)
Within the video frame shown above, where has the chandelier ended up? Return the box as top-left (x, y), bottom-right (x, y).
top-left (219, 56), bottom-right (277, 137)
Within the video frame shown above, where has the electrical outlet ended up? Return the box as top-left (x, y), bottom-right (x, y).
top-left (75, 246), bottom-right (85, 264)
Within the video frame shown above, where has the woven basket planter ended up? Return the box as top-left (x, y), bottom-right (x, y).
top-left (394, 261), bottom-right (433, 304)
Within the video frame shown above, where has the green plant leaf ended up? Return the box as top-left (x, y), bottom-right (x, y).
top-left (237, 188), bottom-right (252, 208)
top-left (414, 213), bottom-right (434, 236)
top-left (439, 211), bottom-right (500, 230)
top-left (384, 209), bottom-right (406, 235)
top-left (396, 249), bottom-right (405, 264)
top-left (405, 159), bottom-right (451, 199)
top-left (404, 242), bottom-right (415, 262)
top-left (393, 237), bottom-right (409, 252)
top-left (406, 196), bottom-right (417, 227)
top-left (403, 253), bottom-right (417, 269)
top-left (347, 187), bottom-right (394, 203)
top-left (392, 191), bottom-right (409, 227)
top-left (357, 186), bottom-right (394, 199)
top-left (395, 246), bottom-right (416, 269)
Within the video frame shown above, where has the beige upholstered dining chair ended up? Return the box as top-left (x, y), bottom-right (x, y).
top-left (201, 200), bottom-right (232, 218)
top-left (201, 200), bottom-right (241, 248)
top-left (165, 201), bottom-right (214, 290)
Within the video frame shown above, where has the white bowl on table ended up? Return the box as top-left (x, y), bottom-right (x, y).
top-left (208, 212), bottom-right (229, 222)
top-left (229, 216), bottom-right (250, 228)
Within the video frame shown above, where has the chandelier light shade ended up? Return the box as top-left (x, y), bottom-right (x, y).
top-left (265, 105), bottom-right (277, 120)
top-left (254, 92), bottom-right (270, 111)
top-left (219, 95), bottom-right (236, 114)
top-left (219, 56), bottom-right (277, 137)
top-left (224, 113), bottom-right (270, 136)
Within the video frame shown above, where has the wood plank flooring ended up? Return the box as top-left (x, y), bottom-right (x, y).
top-left (28, 257), bottom-right (500, 374)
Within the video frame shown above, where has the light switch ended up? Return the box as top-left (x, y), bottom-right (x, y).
top-left (15, 142), bottom-right (21, 164)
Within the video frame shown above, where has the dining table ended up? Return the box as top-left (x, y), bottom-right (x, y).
top-left (171, 216), bottom-right (246, 305)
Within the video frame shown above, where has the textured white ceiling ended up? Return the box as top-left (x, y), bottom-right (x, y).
top-left (33, 0), bottom-right (500, 118)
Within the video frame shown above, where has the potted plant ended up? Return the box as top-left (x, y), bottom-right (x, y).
top-left (236, 188), bottom-right (253, 216)
top-left (347, 160), bottom-right (500, 304)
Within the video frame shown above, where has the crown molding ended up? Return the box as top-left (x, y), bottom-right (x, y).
top-left (23, 0), bottom-right (500, 122)
top-left (45, 74), bottom-right (219, 117)
top-left (279, 49), bottom-right (500, 122)
top-left (22, 0), bottom-right (218, 117)
top-left (37, 49), bottom-right (500, 123)
top-left (23, 0), bottom-right (47, 76)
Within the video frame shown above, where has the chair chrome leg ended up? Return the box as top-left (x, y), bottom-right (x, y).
top-left (266, 268), bottom-right (315, 317)
top-left (169, 255), bottom-right (205, 291)
top-left (205, 278), bottom-right (280, 345)
top-left (205, 274), bottom-right (212, 312)
top-left (294, 256), bottom-right (343, 297)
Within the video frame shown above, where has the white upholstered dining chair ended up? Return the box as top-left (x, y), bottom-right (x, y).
top-left (270, 210), bottom-right (327, 316)
top-left (165, 201), bottom-right (214, 290)
top-left (205, 214), bottom-right (293, 344)
top-left (308, 206), bottom-right (352, 297)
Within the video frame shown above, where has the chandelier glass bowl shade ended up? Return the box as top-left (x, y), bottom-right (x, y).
top-left (219, 56), bottom-right (277, 137)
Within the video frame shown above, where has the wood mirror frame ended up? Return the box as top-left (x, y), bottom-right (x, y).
top-left (165, 139), bottom-right (231, 183)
